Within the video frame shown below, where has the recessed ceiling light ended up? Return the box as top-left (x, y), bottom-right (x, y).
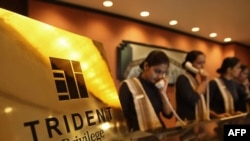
top-left (103, 1), bottom-right (113, 7)
top-left (140, 11), bottom-right (150, 17)
top-left (209, 33), bottom-right (217, 37)
top-left (4, 107), bottom-right (13, 113)
top-left (169, 20), bottom-right (178, 25)
top-left (224, 37), bottom-right (232, 42)
top-left (191, 27), bottom-right (200, 32)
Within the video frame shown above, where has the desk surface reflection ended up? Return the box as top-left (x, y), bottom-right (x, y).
top-left (127, 113), bottom-right (250, 141)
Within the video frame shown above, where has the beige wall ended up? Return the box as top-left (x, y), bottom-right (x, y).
top-left (27, 0), bottom-right (250, 127)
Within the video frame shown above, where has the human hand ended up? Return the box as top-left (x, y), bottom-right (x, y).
top-left (234, 111), bottom-right (244, 115)
top-left (161, 77), bottom-right (169, 93)
top-left (218, 113), bottom-right (231, 118)
top-left (155, 77), bottom-right (169, 93)
top-left (199, 69), bottom-right (209, 81)
top-left (243, 79), bottom-right (249, 88)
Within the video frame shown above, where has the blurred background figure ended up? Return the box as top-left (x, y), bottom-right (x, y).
top-left (235, 64), bottom-right (250, 112)
top-left (209, 57), bottom-right (247, 119)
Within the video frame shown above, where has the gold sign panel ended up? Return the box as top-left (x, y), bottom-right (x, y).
top-left (0, 8), bottom-right (129, 141)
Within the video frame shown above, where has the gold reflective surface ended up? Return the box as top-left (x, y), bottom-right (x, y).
top-left (0, 8), bottom-right (128, 141)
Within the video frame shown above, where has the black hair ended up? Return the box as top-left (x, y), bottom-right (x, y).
top-left (216, 57), bottom-right (240, 74)
top-left (181, 50), bottom-right (204, 68)
top-left (139, 50), bottom-right (169, 70)
top-left (240, 64), bottom-right (248, 72)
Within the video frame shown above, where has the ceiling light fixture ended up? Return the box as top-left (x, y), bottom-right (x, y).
top-left (224, 37), bottom-right (232, 42)
top-left (169, 20), bottom-right (178, 25)
top-left (4, 107), bottom-right (13, 113)
top-left (209, 33), bottom-right (217, 38)
top-left (140, 11), bottom-right (150, 17)
top-left (103, 0), bottom-right (113, 7)
top-left (192, 27), bottom-right (200, 32)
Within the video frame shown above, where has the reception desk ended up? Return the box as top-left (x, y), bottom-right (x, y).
top-left (127, 113), bottom-right (250, 141)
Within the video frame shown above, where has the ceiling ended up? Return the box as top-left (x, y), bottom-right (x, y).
top-left (57, 0), bottom-right (250, 47)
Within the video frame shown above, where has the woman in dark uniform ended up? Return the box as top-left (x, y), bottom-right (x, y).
top-left (118, 50), bottom-right (173, 132)
top-left (209, 57), bottom-right (248, 119)
top-left (175, 50), bottom-right (210, 123)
